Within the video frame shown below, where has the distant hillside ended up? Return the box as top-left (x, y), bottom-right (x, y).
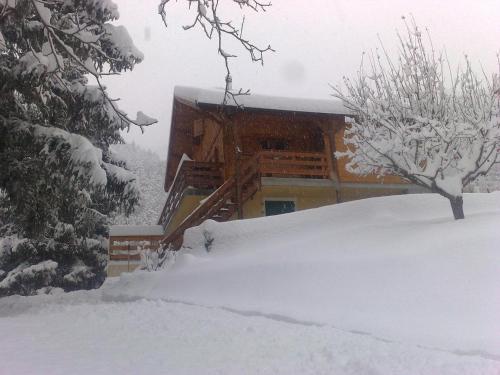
top-left (485, 163), bottom-right (500, 191)
top-left (111, 144), bottom-right (167, 225)
top-left (469, 163), bottom-right (500, 192)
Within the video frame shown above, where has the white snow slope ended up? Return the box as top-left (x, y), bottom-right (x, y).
top-left (470, 163), bottom-right (500, 192)
top-left (111, 143), bottom-right (167, 225)
top-left (1, 193), bottom-right (499, 374)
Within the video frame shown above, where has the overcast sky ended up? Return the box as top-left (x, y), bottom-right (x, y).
top-left (102, 0), bottom-right (500, 159)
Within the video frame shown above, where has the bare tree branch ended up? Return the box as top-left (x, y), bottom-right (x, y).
top-left (158, 0), bottom-right (274, 107)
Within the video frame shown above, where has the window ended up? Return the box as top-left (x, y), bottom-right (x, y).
top-left (260, 138), bottom-right (289, 151)
top-left (265, 200), bottom-right (296, 216)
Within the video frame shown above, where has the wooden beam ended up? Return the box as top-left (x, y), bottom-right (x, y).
top-left (330, 122), bottom-right (344, 202)
top-left (322, 131), bottom-right (335, 180)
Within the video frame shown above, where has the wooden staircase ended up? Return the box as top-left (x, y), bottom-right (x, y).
top-left (161, 155), bottom-right (261, 249)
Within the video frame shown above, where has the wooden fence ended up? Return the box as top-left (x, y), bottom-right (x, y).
top-left (109, 235), bottom-right (163, 262)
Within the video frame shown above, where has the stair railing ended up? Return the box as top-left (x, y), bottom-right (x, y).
top-left (161, 155), bottom-right (262, 249)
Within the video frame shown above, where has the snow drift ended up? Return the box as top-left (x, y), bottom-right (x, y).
top-left (104, 193), bottom-right (500, 357)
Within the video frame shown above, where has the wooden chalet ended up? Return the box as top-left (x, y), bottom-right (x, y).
top-left (157, 86), bottom-right (418, 250)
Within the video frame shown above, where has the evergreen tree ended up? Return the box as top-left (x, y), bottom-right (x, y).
top-left (0, 0), bottom-right (156, 296)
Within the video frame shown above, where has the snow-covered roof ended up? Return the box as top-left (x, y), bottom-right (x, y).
top-left (110, 225), bottom-right (164, 237)
top-left (174, 86), bottom-right (352, 115)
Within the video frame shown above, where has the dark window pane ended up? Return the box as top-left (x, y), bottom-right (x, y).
top-left (265, 200), bottom-right (295, 216)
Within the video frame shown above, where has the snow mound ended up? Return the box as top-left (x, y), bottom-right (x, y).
top-left (104, 193), bottom-right (500, 356)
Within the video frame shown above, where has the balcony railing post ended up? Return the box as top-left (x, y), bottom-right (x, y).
top-left (127, 242), bottom-right (130, 272)
top-left (235, 148), bottom-right (243, 219)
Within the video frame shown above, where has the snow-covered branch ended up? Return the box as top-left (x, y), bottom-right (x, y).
top-left (29, 0), bottom-right (157, 129)
top-left (332, 18), bottom-right (500, 219)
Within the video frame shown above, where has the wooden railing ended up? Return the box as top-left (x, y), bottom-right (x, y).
top-left (161, 177), bottom-right (238, 249)
top-left (256, 151), bottom-right (329, 179)
top-left (161, 154), bottom-right (263, 249)
top-left (159, 161), bottom-right (223, 228)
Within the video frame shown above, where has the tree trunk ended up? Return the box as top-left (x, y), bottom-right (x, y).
top-left (449, 196), bottom-right (464, 220)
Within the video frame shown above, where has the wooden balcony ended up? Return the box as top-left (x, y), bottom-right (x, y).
top-left (254, 151), bottom-right (329, 179)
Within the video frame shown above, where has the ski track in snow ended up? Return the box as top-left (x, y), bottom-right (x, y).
top-left (1, 290), bottom-right (499, 375)
top-left (104, 293), bottom-right (500, 363)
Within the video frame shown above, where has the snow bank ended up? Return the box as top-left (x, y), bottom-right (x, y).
top-left (104, 193), bottom-right (500, 356)
top-left (1, 194), bottom-right (500, 374)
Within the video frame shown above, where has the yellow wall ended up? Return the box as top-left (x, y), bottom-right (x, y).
top-left (164, 193), bottom-right (209, 236)
top-left (242, 183), bottom-right (410, 218)
top-left (242, 185), bottom-right (337, 218)
top-left (162, 182), bottom-right (410, 236)
top-left (339, 186), bottom-right (408, 202)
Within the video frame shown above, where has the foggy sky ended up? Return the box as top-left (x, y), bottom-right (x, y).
top-left (102, 0), bottom-right (500, 159)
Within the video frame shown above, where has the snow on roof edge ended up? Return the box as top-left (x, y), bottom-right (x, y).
top-left (110, 225), bottom-right (164, 237)
top-left (173, 86), bottom-right (352, 116)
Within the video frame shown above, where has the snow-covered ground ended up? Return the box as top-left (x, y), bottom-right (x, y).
top-left (1, 193), bottom-right (499, 374)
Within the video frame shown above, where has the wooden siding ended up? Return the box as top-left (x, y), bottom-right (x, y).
top-left (334, 127), bottom-right (406, 184)
top-left (164, 101), bottom-right (199, 190)
top-left (235, 112), bottom-right (326, 155)
top-left (192, 118), bottom-right (224, 163)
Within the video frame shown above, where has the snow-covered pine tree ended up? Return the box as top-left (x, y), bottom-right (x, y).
top-left (332, 19), bottom-right (500, 220)
top-left (0, 0), bottom-right (156, 296)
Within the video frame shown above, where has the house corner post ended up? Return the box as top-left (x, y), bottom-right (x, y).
top-left (322, 121), bottom-right (342, 203)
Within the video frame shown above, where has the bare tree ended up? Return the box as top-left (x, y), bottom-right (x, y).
top-left (158, 0), bottom-right (274, 105)
top-left (332, 19), bottom-right (500, 220)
